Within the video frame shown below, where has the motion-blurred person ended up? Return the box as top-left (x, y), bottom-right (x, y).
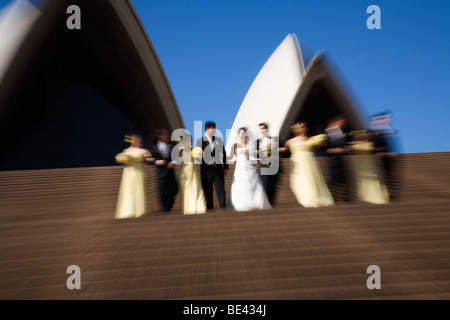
top-left (176, 135), bottom-right (206, 215)
top-left (279, 121), bottom-right (334, 208)
top-left (228, 127), bottom-right (271, 211)
top-left (370, 111), bottom-right (402, 201)
top-left (150, 128), bottom-right (179, 212)
top-left (255, 122), bottom-right (281, 206)
top-left (349, 130), bottom-right (389, 204)
top-left (325, 115), bottom-right (351, 202)
top-left (115, 134), bottom-right (154, 219)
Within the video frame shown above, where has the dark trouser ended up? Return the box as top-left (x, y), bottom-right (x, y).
top-left (260, 172), bottom-right (279, 205)
top-left (201, 167), bottom-right (226, 209)
top-left (329, 156), bottom-right (346, 184)
top-left (381, 155), bottom-right (401, 200)
top-left (329, 156), bottom-right (349, 202)
top-left (158, 171), bottom-right (178, 212)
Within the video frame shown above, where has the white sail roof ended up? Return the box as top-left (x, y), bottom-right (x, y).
top-left (0, 0), bottom-right (41, 86)
top-left (226, 33), bottom-right (305, 153)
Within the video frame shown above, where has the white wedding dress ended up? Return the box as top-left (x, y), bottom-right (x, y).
top-left (230, 146), bottom-right (272, 211)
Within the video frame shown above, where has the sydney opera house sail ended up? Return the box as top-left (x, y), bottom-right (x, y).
top-left (226, 33), bottom-right (306, 154)
top-left (0, 0), bottom-right (40, 85)
top-left (279, 51), bottom-right (365, 142)
top-left (0, 0), bottom-right (184, 170)
top-left (226, 33), bottom-right (365, 152)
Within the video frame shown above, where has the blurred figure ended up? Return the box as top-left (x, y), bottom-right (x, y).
top-left (150, 128), bottom-right (179, 212)
top-left (177, 135), bottom-right (206, 215)
top-left (255, 122), bottom-right (281, 206)
top-left (370, 111), bottom-right (402, 201)
top-left (280, 121), bottom-right (334, 208)
top-left (115, 134), bottom-right (154, 219)
top-left (228, 127), bottom-right (271, 211)
top-left (325, 115), bottom-right (351, 202)
top-left (349, 130), bottom-right (389, 204)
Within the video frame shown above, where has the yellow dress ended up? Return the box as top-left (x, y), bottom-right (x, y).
top-left (115, 148), bottom-right (147, 219)
top-left (289, 135), bottom-right (335, 208)
top-left (351, 142), bottom-right (389, 204)
top-left (178, 148), bottom-right (206, 215)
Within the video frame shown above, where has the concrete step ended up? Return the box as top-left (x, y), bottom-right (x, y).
top-left (1, 152), bottom-right (449, 299)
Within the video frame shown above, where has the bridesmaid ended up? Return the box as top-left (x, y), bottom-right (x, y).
top-left (177, 135), bottom-right (207, 215)
top-left (115, 134), bottom-right (154, 219)
top-left (279, 121), bottom-right (334, 208)
top-left (348, 130), bottom-right (389, 204)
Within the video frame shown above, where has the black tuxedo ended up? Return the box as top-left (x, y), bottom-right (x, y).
top-left (373, 129), bottom-right (401, 200)
top-left (325, 128), bottom-right (350, 183)
top-left (150, 141), bottom-right (179, 212)
top-left (256, 136), bottom-right (281, 205)
top-left (196, 135), bottom-right (228, 209)
top-left (325, 127), bottom-right (350, 201)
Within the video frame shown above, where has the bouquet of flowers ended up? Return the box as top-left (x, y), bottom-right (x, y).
top-left (309, 134), bottom-right (327, 147)
top-left (259, 139), bottom-right (272, 167)
top-left (352, 142), bottom-right (374, 154)
top-left (191, 146), bottom-right (203, 164)
top-left (260, 139), bottom-right (272, 157)
top-left (115, 153), bottom-right (131, 164)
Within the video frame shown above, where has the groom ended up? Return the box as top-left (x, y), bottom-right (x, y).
top-left (196, 121), bottom-right (228, 210)
top-left (256, 122), bottom-right (281, 206)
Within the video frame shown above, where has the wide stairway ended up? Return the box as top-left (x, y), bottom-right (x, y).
top-left (0, 152), bottom-right (449, 299)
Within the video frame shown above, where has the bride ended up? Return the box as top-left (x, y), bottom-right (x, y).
top-left (228, 127), bottom-right (271, 211)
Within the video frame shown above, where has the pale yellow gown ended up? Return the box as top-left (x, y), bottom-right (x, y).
top-left (289, 135), bottom-right (335, 208)
top-left (351, 142), bottom-right (389, 204)
top-left (115, 148), bottom-right (148, 219)
top-left (178, 148), bottom-right (206, 215)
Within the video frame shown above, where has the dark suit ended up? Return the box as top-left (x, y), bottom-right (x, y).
top-left (373, 129), bottom-right (401, 200)
top-left (150, 141), bottom-right (179, 212)
top-left (196, 135), bottom-right (228, 209)
top-left (325, 127), bottom-right (350, 201)
top-left (256, 136), bottom-right (281, 205)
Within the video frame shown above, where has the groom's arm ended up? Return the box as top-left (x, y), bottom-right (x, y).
top-left (222, 140), bottom-right (229, 170)
top-left (150, 145), bottom-right (170, 167)
top-left (255, 139), bottom-right (260, 157)
top-left (147, 145), bottom-right (160, 165)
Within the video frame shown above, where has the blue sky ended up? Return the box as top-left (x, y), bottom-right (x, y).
top-left (1, 0), bottom-right (449, 153)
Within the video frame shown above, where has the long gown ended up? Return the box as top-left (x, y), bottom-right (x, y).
top-left (115, 147), bottom-right (148, 219)
top-left (351, 142), bottom-right (389, 204)
top-left (178, 148), bottom-right (206, 214)
top-left (289, 136), bottom-right (335, 208)
top-left (230, 146), bottom-right (272, 211)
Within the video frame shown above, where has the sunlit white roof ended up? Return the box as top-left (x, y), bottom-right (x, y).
top-left (0, 0), bottom-right (41, 85)
top-left (226, 33), bottom-right (305, 153)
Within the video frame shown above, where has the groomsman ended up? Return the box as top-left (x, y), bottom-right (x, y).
top-left (150, 128), bottom-right (179, 212)
top-left (196, 121), bottom-right (228, 210)
top-left (370, 111), bottom-right (402, 201)
top-left (256, 122), bottom-right (281, 206)
top-left (325, 115), bottom-right (350, 202)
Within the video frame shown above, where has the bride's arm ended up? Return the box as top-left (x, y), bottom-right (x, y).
top-left (227, 143), bottom-right (237, 163)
